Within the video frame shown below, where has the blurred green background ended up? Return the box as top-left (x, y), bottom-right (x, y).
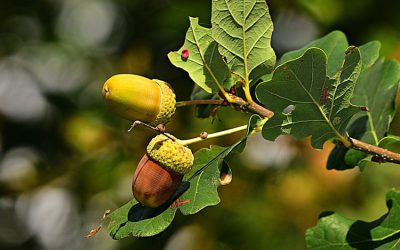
top-left (1, 0), bottom-right (400, 249)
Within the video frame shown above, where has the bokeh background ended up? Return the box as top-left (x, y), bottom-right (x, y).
top-left (1, 0), bottom-right (400, 249)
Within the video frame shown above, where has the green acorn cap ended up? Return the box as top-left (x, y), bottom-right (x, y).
top-left (152, 79), bottom-right (176, 126)
top-left (146, 134), bottom-right (194, 175)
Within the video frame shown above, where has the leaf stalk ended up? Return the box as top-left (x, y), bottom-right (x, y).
top-left (243, 84), bottom-right (254, 104)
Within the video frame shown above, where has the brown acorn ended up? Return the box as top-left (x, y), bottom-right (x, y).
top-left (102, 74), bottom-right (176, 125)
top-left (132, 134), bottom-right (194, 208)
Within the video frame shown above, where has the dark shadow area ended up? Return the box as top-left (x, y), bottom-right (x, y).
top-left (346, 200), bottom-right (400, 249)
top-left (127, 181), bottom-right (190, 222)
top-left (220, 160), bottom-right (231, 177)
top-left (318, 211), bottom-right (335, 219)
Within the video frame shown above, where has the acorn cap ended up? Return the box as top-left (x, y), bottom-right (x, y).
top-left (153, 79), bottom-right (176, 126)
top-left (146, 134), bottom-right (194, 175)
top-left (102, 74), bottom-right (176, 125)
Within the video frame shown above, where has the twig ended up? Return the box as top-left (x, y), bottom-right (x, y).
top-left (349, 137), bottom-right (400, 164)
top-left (220, 92), bottom-right (400, 164)
top-left (175, 100), bottom-right (224, 107)
top-left (225, 93), bottom-right (274, 118)
top-left (176, 95), bottom-right (273, 118)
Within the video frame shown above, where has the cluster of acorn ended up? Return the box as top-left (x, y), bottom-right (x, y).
top-left (102, 74), bottom-right (194, 208)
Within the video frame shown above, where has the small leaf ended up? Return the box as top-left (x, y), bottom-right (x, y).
top-left (256, 47), bottom-right (361, 149)
top-left (212, 0), bottom-right (276, 83)
top-left (168, 17), bottom-right (229, 93)
top-left (107, 199), bottom-right (178, 239)
top-left (306, 190), bottom-right (400, 249)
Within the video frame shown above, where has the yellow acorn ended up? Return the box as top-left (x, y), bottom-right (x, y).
top-left (132, 134), bottom-right (194, 208)
top-left (102, 74), bottom-right (176, 125)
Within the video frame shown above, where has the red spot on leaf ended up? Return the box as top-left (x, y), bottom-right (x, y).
top-left (181, 49), bottom-right (189, 60)
top-left (320, 87), bottom-right (329, 104)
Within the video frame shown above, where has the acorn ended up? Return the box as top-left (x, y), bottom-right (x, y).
top-left (102, 74), bottom-right (176, 125)
top-left (132, 134), bottom-right (194, 208)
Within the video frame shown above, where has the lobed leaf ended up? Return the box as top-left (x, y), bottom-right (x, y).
top-left (212, 0), bottom-right (276, 83)
top-left (266, 32), bottom-right (386, 169)
top-left (168, 17), bottom-right (229, 93)
top-left (256, 47), bottom-right (361, 149)
top-left (306, 190), bottom-right (400, 249)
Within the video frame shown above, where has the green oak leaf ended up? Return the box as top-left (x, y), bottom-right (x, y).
top-left (107, 199), bottom-right (178, 239)
top-left (168, 17), bottom-right (229, 93)
top-left (328, 58), bottom-right (400, 170)
top-left (180, 115), bottom-right (261, 215)
top-left (212, 0), bottom-right (276, 83)
top-left (306, 190), bottom-right (400, 249)
top-left (256, 47), bottom-right (361, 149)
